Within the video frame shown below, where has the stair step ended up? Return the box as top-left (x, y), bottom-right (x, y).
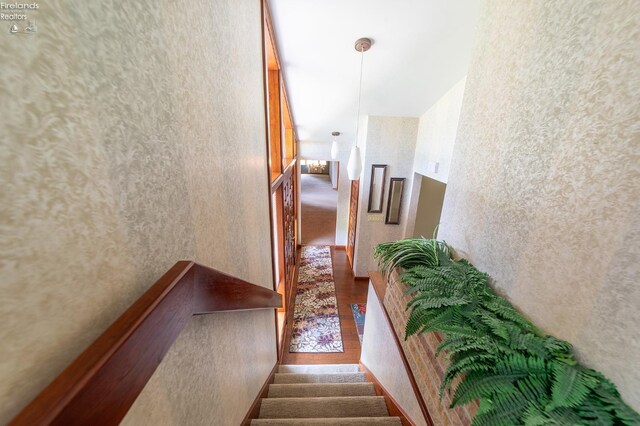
top-left (258, 396), bottom-right (388, 419)
top-left (268, 383), bottom-right (376, 398)
top-left (251, 417), bottom-right (402, 425)
top-left (278, 364), bottom-right (360, 374)
top-left (274, 373), bottom-right (367, 384)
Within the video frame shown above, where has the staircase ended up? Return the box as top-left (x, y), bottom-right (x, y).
top-left (251, 364), bottom-right (402, 425)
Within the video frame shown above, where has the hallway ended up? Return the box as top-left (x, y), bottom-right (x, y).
top-left (300, 174), bottom-right (337, 245)
top-left (283, 247), bottom-right (369, 365)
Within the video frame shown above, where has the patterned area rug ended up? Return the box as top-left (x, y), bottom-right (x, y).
top-left (289, 246), bottom-right (344, 352)
top-left (351, 303), bottom-right (367, 345)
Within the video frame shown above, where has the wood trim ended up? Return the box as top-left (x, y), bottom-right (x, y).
top-left (369, 271), bottom-right (388, 300)
top-left (261, 0), bottom-right (281, 365)
top-left (385, 177), bottom-right (407, 225)
top-left (193, 266), bottom-right (282, 313)
top-left (268, 69), bottom-right (282, 176)
top-left (368, 272), bottom-right (435, 426)
top-left (367, 164), bottom-right (388, 213)
top-left (260, 0), bottom-right (276, 293)
top-left (263, 0), bottom-right (298, 142)
top-left (241, 362), bottom-right (279, 425)
top-left (334, 245), bottom-right (346, 251)
top-left (263, 0), bottom-right (281, 71)
top-left (271, 158), bottom-right (296, 193)
top-left (271, 172), bottom-right (284, 192)
top-left (284, 127), bottom-right (294, 163)
top-left (10, 262), bottom-right (282, 426)
top-left (360, 363), bottom-right (415, 426)
top-left (346, 179), bottom-right (360, 270)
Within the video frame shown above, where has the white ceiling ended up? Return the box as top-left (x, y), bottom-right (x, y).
top-left (269, 0), bottom-right (482, 145)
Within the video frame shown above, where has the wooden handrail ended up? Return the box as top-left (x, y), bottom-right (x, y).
top-left (10, 261), bottom-right (282, 426)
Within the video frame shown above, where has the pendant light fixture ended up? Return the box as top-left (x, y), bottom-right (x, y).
top-left (347, 37), bottom-right (372, 181)
top-left (330, 131), bottom-right (340, 160)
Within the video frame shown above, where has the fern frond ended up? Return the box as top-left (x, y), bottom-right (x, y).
top-left (407, 294), bottom-right (470, 310)
top-left (516, 375), bottom-right (550, 403)
top-left (521, 404), bottom-right (585, 426)
top-left (521, 401), bottom-right (555, 426)
top-left (543, 336), bottom-right (573, 356)
top-left (402, 267), bottom-right (466, 297)
top-left (547, 363), bottom-right (599, 410)
top-left (441, 352), bottom-right (497, 397)
top-left (405, 306), bottom-right (439, 337)
top-left (591, 379), bottom-right (640, 425)
top-left (614, 402), bottom-right (640, 425)
top-left (439, 337), bottom-right (495, 360)
top-left (483, 297), bottom-right (539, 333)
top-left (452, 371), bottom-right (520, 406)
top-left (575, 397), bottom-right (615, 425)
top-left (544, 407), bottom-right (583, 424)
top-left (471, 392), bottom-right (529, 426)
top-left (433, 323), bottom-right (480, 340)
top-left (374, 238), bottom-right (441, 274)
top-left (407, 307), bottom-right (463, 338)
top-left (495, 353), bottom-right (547, 378)
top-left (435, 335), bottom-right (469, 357)
top-left (505, 326), bottom-right (551, 358)
top-left (478, 310), bottom-right (510, 341)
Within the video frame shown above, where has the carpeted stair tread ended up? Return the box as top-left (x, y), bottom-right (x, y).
top-left (274, 373), bottom-right (366, 384)
top-left (278, 364), bottom-right (360, 374)
top-left (259, 396), bottom-right (388, 419)
top-left (251, 417), bottom-right (402, 425)
top-left (268, 383), bottom-right (375, 398)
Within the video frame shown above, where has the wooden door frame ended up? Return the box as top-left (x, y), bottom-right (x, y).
top-left (346, 179), bottom-right (359, 271)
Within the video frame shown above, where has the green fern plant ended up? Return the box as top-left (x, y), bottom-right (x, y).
top-left (375, 238), bottom-right (640, 426)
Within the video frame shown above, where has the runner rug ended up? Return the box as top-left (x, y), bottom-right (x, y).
top-left (289, 246), bottom-right (344, 352)
top-left (351, 303), bottom-right (367, 345)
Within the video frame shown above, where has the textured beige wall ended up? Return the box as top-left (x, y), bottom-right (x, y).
top-left (360, 284), bottom-right (427, 426)
top-left (354, 116), bottom-right (419, 277)
top-left (413, 78), bottom-right (466, 184)
top-left (0, 1), bottom-right (276, 424)
top-left (440, 0), bottom-right (640, 410)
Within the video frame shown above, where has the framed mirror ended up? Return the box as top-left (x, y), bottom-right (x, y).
top-left (385, 178), bottom-right (406, 224)
top-left (367, 164), bottom-right (387, 213)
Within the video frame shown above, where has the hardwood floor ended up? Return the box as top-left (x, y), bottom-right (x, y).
top-left (281, 246), bottom-right (369, 364)
top-left (301, 174), bottom-right (338, 245)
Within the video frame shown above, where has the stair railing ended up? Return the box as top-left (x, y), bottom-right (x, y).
top-left (9, 261), bottom-right (282, 426)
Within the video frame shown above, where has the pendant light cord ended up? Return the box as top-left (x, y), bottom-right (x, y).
top-left (354, 46), bottom-right (365, 148)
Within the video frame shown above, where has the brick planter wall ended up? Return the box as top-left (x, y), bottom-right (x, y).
top-left (383, 274), bottom-right (478, 426)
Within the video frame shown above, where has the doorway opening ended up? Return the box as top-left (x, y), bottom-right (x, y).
top-left (300, 159), bottom-right (339, 245)
top-left (413, 175), bottom-right (447, 239)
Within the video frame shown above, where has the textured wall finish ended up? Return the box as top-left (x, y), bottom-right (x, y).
top-left (361, 284), bottom-right (427, 426)
top-left (440, 0), bottom-right (640, 409)
top-left (0, 0), bottom-right (276, 424)
top-left (354, 116), bottom-right (419, 277)
top-left (413, 78), bottom-right (466, 184)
